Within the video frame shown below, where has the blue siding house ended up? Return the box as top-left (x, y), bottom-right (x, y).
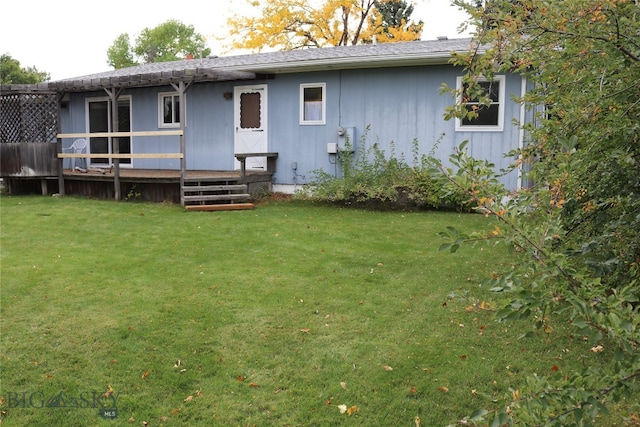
top-left (51, 38), bottom-right (529, 199)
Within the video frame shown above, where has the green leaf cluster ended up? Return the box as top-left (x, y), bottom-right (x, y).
top-left (0, 54), bottom-right (49, 84)
top-left (106, 20), bottom-right (211, 69)
top-left (304, 128), bottom-right (470, 210)
top-left (441, 0), bottom-right (640, 424)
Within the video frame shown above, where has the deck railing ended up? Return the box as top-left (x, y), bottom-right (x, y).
top-left (56, 130), bottom-right (185, 203)
top-left (56, 130), bottom-right (184, 160)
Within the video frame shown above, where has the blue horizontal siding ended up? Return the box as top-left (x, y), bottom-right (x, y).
top-left (60, 65), bottom-right (525, 189)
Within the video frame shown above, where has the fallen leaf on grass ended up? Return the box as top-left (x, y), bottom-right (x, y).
top-left (415, 415), bottom-right (421, 427)
top-left (383, 365), bottom-right (393, 371)
top-left (141, 370), bottom-right (149, 380)
top-left (104, 385), bottom-right (114, 398)
top-left (437, 386), bottom-right (449, 393)
top-left (347, 405), bottom-right (359, 416)
top-left (340, 382), bottom-right (347, 389)
top-left (249, 382), bottom-right (259, 387)
top-left (184, 395), bottom-right (193, 402)
top-left (551, 365), bottom-right (559, 372)
top-left (171, 408), bottom-right (181, 414)
top-left (338, 404), bottom-right (347, 414)
top-left (236, 375), bottom-right (246, 382)
top-left (299, 328), bottom-right (311, 334)
top-left (591, 345), bottom-right (604, 353)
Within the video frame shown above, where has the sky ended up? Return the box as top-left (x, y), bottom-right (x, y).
top-left (1, 0), bottom-right (472, 81)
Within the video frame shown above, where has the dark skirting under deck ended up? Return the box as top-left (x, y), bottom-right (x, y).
top-left (3, 169), bottom-right (274, 204)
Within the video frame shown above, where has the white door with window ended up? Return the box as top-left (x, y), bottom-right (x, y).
top-left (234, 85), bottom-right (268, 170)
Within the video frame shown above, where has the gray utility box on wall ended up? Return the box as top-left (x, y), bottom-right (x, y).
top-left (337, 127), bottom-right (355, 153)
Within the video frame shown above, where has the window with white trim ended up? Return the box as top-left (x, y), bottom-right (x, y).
top-left (455, 75), bottom-right (505, 131)
top-left (158, 92), bottom-right (182, 127)
top-left (300, 83), bottom-right (326, 125)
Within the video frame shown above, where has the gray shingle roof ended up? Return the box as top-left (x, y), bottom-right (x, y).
top-left (45, 38), bottom-right (475, 92)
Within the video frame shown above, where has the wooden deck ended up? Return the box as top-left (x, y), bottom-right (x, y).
top-left (3, 169), bottom-right (274, 210)
top-left (62, 169), bottom-right (273, 207)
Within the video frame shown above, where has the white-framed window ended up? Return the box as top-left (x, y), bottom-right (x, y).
top-left (455, 75), bottom-right (505, 131)
top-left (158, 92), bottom-right (183, 128)
top-left (300, 83), bottom-right (326, 125)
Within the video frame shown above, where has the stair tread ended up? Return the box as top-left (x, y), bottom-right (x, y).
top-left (182, 184), bottom-right (247, 192)
top-left (183, 193), bottom-right (251, 202)
top-left (185, 203), bottom-right (255, 212)
top-left (183, 177), bottom-right (241, 183)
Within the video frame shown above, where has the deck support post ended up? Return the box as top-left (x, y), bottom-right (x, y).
top-left (172, 81), bottom-right (190, 206)
top-left (57, 141), bottom-right (65, 196)
top-left (106, 87), bottom-right (123, 200)
top-left (56, 94), bottom-right (65, 196)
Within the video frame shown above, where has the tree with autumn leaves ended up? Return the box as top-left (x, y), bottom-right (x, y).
top-left (225, 0), bottom-right (423, 51)
top-left (437, 0), bottom-right (639, 425)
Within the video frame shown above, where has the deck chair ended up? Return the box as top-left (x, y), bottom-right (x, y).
top-left (65, 138), bottom-right (87, 170)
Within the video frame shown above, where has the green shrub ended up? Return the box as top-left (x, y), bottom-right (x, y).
top-left (304, 129), bottom-right (471, 210)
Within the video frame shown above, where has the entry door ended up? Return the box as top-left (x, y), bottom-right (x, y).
top-left (234, 85), bottom-right (268, 170)
top-left (87, 97), bottom-right (131, 167)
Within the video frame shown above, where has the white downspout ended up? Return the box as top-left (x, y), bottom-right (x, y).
top-left (517, 75), bottom-right (527, 190)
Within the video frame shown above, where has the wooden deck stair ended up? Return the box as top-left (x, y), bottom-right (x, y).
top-left (182, 177), bottom-right (254, 211)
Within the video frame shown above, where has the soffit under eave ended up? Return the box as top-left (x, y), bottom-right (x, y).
top-left (47, 69), bottom-right (257, 93)
top-left (231, 58), bottom-right (453, 75)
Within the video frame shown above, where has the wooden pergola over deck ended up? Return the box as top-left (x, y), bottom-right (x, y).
top-left (47, 66), bottom-right (261, 208)
top-left (1, 78), bottom-right (274, 210)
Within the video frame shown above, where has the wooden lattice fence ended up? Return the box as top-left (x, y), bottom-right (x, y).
top-left (1, 85), bottom-right (60, 182)
top-left (0, 85), bottom-right (58, 143)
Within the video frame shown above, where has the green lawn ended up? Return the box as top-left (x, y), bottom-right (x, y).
top-left (0, 196), bottom-right (623, 426)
